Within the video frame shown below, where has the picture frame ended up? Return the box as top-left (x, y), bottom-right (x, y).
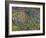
top-left (5, 1), bottom-right (45, 37)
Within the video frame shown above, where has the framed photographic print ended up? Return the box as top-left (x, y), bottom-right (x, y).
top-left (5, 1), bottom-right (45, 37)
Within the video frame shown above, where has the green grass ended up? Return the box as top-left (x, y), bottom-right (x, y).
top-left (12, 22), bottom-right (40, 31)
top-left (12, 23), bottom-right (22, 31)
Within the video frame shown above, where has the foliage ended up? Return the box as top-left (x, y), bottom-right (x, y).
top-left (12, 7), bottom-right (40, 31)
